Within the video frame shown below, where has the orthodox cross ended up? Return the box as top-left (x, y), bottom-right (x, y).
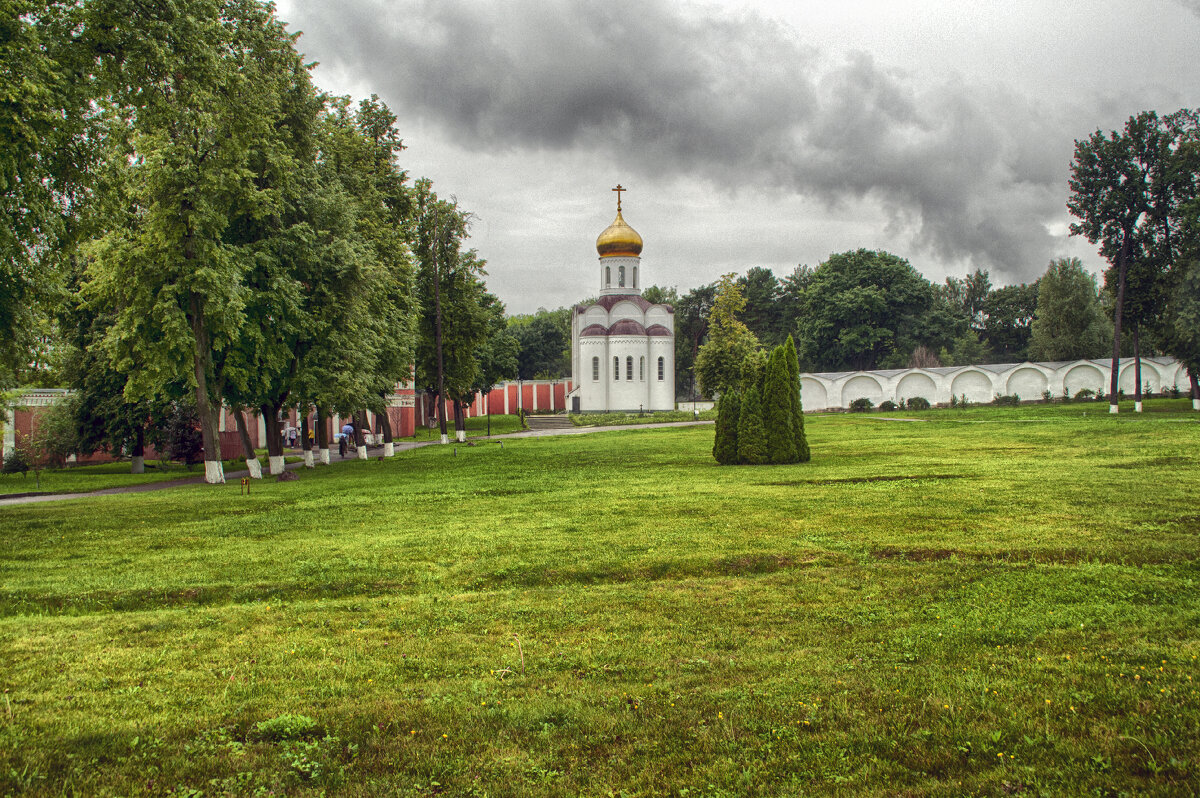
top-left (612, 184), bottom-right (625, 212)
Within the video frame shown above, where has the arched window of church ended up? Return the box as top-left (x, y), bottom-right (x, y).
top-left (618, 265), bottom-right (625, 287)
top-left (592, 356), bottom-right (599, 381)
top-left (605, 266), bottom-right (611, 287)
top-left (639, 356), bottom-right (645, 381)
top-left (613, 356), bottom-right (619, 381)
top-left (633, 266), bottom-right (638, 288)
top-left (626, 356), bottom-right (633, 381)
top-left (658, 356), bottom-right (664, 381)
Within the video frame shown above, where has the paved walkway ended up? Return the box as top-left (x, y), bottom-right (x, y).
top-left (0, 420), bottom-right (713, 507)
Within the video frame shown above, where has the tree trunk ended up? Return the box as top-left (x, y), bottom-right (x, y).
top-left (300, 410), bottom-right (314, 468)
top-left (1190, 370), bottom-right (1199, 411)
top-left (260, 403), bottom-right (285, 475)
top-left (356, 410), bottom-right (370, 460)
top-left (234, 408), bottom-right (262, 479)
top-left (433, 235), bottom-right (450, 445)
top-left (131, 425), bottom-right (145, 474)
top-left (1133, 328), bottom-right (1143, 413)
top-left (316, 406), bottom-right (331, 465)
top-left (1109, 237), bottom-right (1129, 415)
top-left (380, 409), bottom-right (395, 457)
top-left (188, 291), bottom-right (224, 483)
top-left (454, 400), bottom-right (466, 442)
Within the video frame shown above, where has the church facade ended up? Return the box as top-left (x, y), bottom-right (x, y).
top-left (570, 188), bottom-right (675, 412)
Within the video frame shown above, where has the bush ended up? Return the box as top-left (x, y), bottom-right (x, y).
top-left (879, 400), bottom-right (897, 412)
top-left (993, 394), bottom-right (1021, 407)
top-left (1075, 388), bottom-right (1096, 401)
top-left (762, 348), bottom-right (797, 464)
top-left (3, 447), bottom-right (31, 476)
top-left (849, 397), bottom-right (874, 412)
top-left (785, 335), bottom-right (810, 463)
top-left (1170, 384), bottom-right (1182, 399)
top-left (712, 392), bottom-right (741, 465)
top-left (1041, 389), bottom-right (1053, 403)
top-left (907, 397), bottom-right (931, 411)
top-left (736, 386), bottom-right (768, 465)
top-left (163, 402), bottom-right (204, 466)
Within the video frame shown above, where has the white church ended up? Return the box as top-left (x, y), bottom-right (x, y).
top-left (570, 187), bottom-right (675, 413)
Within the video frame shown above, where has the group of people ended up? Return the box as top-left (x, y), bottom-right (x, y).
top-left (278, 417), bottom-right (365, 458)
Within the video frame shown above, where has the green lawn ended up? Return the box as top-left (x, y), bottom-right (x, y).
top-left (0, 452), bottom-right (304, 496)
top-left (408, 412), bottom-right (525, 441)
top-left (1, 404), bottom-right (1198, 795)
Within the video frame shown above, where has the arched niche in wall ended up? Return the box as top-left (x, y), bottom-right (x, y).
top-left (950, 369), bottom-right (992, 404)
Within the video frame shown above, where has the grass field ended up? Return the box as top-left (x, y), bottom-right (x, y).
top-left (1, 402), bottom-right (1198, 795)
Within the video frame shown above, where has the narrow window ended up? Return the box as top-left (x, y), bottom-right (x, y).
top-left (592, 356), bottom-right (599, 381)
top-left (658, 356), bottom-right (664, 381)
top-left (605, 266), bottom-right (611, 287)
top-left (619, 265), bottom-right (625, 287)
top-left (613, 356), bottom-right (619, 381)
top-left (639, 356), bottom-right (645, 381)
top-left (626, 356), bottom-right (633, 381)
top-left (633, 266), bottom-right (638, 288)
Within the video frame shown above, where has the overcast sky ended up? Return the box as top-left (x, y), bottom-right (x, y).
top-left (275, 0), bottom-right (1200, 314)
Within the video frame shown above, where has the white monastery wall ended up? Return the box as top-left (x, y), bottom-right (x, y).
top-left (799, 357), bottom-right (1186, 410)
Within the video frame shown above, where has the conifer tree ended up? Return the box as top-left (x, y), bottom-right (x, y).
top-left (785, 335), bottom-right (811, 462)
top-left (736, 385), bottom-right (768, 465)
top-left (761, 347), bottom-right (797, 464)
top-left (712, 390), bottom-right (740, 465)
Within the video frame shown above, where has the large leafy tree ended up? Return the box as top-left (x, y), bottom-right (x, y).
top-left (737, 267), bottom-right (783, 347)
top-left (695, 274), bottom-right (760, 398)
top-left (0, 1), bottom-right (95, 394)
top-left (1068, 112), bottom-right (1163, 412)
top-left (673, 283), bottom-right (716, 398)
top-left (793, 249), bottom-right (956, 372)
top-left (413, 182), bottom-right (489, 443)
top-left (981, 282), bottom-right (1039, 362)
top-left (84, 0), bottom-right (306, 483)
top-left (1027, 258), bottom-right (1111, 362)
top-left (509, 308), bottom-right (570, 379)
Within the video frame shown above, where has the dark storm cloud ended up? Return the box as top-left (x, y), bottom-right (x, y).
top-left (290, 0), bottom-right (1074, 281)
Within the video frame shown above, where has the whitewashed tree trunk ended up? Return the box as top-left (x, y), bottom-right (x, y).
top-left (269, 454), bottom-right (285, 474)
top-left (303, 449), bottom-right (314, 468)
top-left (1134, 401), bottom-right (1143, 413)
top-left (357, 443), bottom-right (369, 460)
top-left (1193, 398), bottom-right (1199, 411)
top-left (383, 442), bottom-right (395, 457)
top-left (1109, 404), bottom-right (1119, 414)
top-left (455, 429), bottom-right (466, 443)
top-left (319, 447), bottom-right (330, 465)
top-left (204, 460), bottom-right (225, 484)
top-left (245, 457), bottom-right (263, 479)
top-left (131, 456), bottom-right (144, 474)
top-left (440, 433), bottom-right (449, 445)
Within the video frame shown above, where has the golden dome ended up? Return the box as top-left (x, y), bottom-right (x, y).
top-left (596, 210), bottom-right (643, 258)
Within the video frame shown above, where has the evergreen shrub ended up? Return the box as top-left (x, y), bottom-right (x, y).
top-left (712, 392), bottom-right (741, 465)
top-left (907, 397), bottom-right (931, 410)
top-left (879, 400), bottom-right (897, 411)
top-left (761, 349), bottom-right (797, 464)
top-left (993, 394), bottom-right (1021, 406)
top-left (736, 387), bottom-right (768, 465)
top-left (784, 336), bottom-right (809, 463)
